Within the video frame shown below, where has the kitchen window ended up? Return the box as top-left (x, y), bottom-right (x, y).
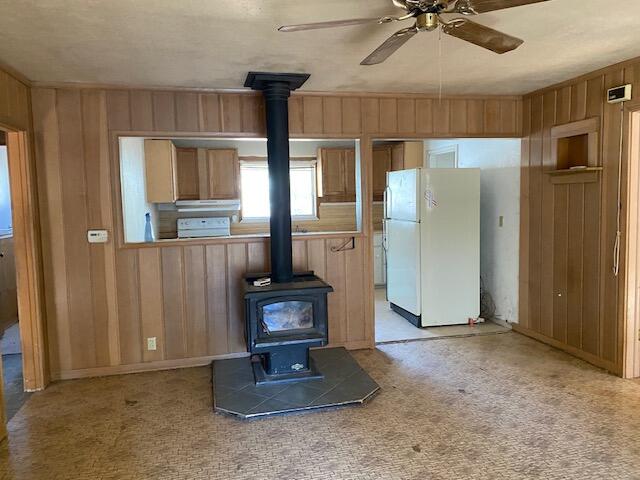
top-left (240, 159), bottom-right (318, 221)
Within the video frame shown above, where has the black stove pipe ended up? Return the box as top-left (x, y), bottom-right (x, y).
top-left (244, 72), bottom-right (310, 284)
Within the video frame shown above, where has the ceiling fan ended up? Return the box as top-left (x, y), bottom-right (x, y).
top-left (278, 0), bottom-right (550, 65)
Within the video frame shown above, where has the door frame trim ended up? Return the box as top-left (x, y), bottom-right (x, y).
top-left (2, 124), bottom-right (48, 391)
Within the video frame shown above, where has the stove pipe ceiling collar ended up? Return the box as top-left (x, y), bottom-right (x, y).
top-left (244, 72), bottom-right (310, 283)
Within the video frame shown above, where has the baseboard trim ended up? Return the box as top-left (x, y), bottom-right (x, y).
top-left (50, 341), bottom-right (374, 381)
top-left (511, 324), bottom-right (621, 375)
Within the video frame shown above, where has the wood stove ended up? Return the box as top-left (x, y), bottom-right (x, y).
top-left (243, 272), bottom-right (332, 384)
top-left (243, 72), bottom-right (333, 384)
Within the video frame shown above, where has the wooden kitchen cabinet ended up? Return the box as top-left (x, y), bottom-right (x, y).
top-left (175, 147), bottom-right (199, 200)
top-left (198, 149), bottom-right (240, 200)
top-left (144, 139), bottom-right (178, 203)
top-left (372, 145), bottom-right (392, 201)
top-left (318, 147), bottom-right (356, 202)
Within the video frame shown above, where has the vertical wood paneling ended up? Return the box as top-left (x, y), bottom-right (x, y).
top-left (552, 184), bottom-right (568, 343)
top-left (205, 245), bottom-right (228, 355)
top-left (582, 181), bottom-right (601, 355)
top-left (175, 92), bottom-right (200, 132)
top-left (32, 88), bottom-right (72, 374)
top-left (396, 99), bottom-right (415, 134)
top-left (129, 90), bottom-right (153, 131)
top-left (484, 99), bottom-right (501, 134)
top-left (247, 241), bottom-right (268, 272)
top-left (152, 92), bottom-right (176, 131)
top-left (433, 99), bottom-right (450, 135)
top-left (162, 247), bottom-right (186, 359)
top-left (288, 95), bottom-right (304, 134)
top-left (221, 94), bottom-right (242, 132)
top-left (199, 93), bottom-right (221, 132)
top-left (518, 97), bottom-right (531, 329)
top-left (57, 90), bottom-right (97, 369)
top-left (540, 92), bottom-right (557, 338)
top-left (241, 95), bottom-right (265, 134)
top-left (345, 239), bottom-right (365, 342)
top-left (570, 81), bottom-right (587, 121)
top-left (292, 240), bottom-right (308, 272)
top-left (81, 90), bottom-right (112, 367)
top-left (362, 98), bottom-right (379, 133)
top-left (303, 97), bottom-right (323, 134)
top-left (500, 100), bottom-right (517, 134)
top-left (226, 243), bottom-right (247, 352)
top-left (341, 97), bottom-right (361, 135)
top-left (325, 240), bottom-right (346, 344)
top-left (379, 98), bottom-right (398, 134)
top-left (600, 70), bottom-right (624, 363)
top-left (450, 99), bottom-right (467, 134)
top-left (467, 99), bottom-right (484, 135)
top-left (138, 248), bottom-right (164, 362)
top-left (415, 99), bottom-right (433, 134)
top-left (116, 249), bottom-right (141, 365)
top-left (528, 95), bottom-right (543, 334)
top-left (35, 85), bottom-right (530, 380)
top-left (184, 246), bottom-right (208, 357)
top-left (322, 97), bottom-right (342, 134)
top-left (566, 184), bottom-right (584, 348)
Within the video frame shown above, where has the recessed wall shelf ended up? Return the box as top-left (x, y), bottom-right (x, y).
top-left (551, 117), bottom-right (600, 172)
top-left (545, 166), bottom-right (603, 184)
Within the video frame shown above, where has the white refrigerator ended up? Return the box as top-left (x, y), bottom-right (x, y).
top-left (384, 168), bottom-right (480, 327)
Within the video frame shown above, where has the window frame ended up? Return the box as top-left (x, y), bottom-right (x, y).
top-left (239, 156), bottom-right (319, 223)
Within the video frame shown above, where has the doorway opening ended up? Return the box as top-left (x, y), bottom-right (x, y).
top-left (624, 108), bottom-right (640, 379)
top-left (372, 138), bottom-right (519, 344)
top-left (0, 129), bottom-right (31, 419)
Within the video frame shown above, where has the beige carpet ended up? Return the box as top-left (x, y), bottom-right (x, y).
top-left (1, 332), bottom-right (639, 479)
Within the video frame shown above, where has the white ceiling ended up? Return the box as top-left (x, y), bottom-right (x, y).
top-left (1, 0), bottom-right (639, 95)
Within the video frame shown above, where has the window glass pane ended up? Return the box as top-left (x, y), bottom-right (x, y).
top-left (240, 165), bottom-right (270, 218)
top-left (290, 168), bottom-right (314, 217)
top-left (241, 162), bottom-right (316, 219)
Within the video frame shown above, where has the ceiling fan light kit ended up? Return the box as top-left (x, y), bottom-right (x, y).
top-left (279, 0), bottom-right (549, 65)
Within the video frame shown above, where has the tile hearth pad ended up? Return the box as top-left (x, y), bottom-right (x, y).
top-left (212, 347), bottom-right (379, 418)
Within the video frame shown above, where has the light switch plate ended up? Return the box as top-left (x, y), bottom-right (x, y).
top-left (87, 230), bottom-right (108, 243)
top-left (147, 337), bottom-right (157, 351)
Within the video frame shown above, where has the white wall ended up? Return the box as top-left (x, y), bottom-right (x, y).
top-left (0, 147), bottom-right (12, 235)
top-left (424, 139), bottom-right (521, 325)
top-left (119, 137), bottom-right (158, 243)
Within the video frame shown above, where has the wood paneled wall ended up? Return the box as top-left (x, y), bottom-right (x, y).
top-left (0, 69), bottom-right (30, 131)
top-left (517, 58), bottom-right (640, 375)
top-left (31, 85), bottom-right (521, 380)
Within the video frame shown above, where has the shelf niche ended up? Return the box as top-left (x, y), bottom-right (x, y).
top-left (548, 117), bottom-right (600, 183)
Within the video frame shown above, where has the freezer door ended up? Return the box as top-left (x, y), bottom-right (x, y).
top-left (420, 168), bottom-right (480, 326)
top-left (386, 219), bottom-right (421, 316)
top-left (386, 168), bottom-right (420, 222)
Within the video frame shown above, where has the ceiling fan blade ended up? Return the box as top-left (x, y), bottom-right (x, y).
top-left (361, 27), bottom-right (417, 65)
top-left (442, 19), bottom-right (523, 54)
top-left (279, 17), bottom-right (390, 32)
top-left (455, 0), bottom-right (550, 14)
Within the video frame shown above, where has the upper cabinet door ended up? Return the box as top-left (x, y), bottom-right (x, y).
top-left (207, 149), bottom-right (239, 199)
top-left (344, 149), bottom-right (356, 197)
top-left (320, 148), bottom-right (347, 197)
top-left (144, 139), bottom-right (177, 203)
top-left (175, 148), bottom-right (199, 200)
top-left (372, 146), bottom-right (392, 201)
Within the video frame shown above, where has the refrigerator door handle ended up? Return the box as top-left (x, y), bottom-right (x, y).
top-left (383, 185), bottom-right (391, 220)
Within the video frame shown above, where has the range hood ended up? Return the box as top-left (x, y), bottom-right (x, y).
top-left (175, 199), bottom-right (241, 213)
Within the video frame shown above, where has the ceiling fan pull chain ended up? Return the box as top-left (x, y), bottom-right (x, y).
top-left (438, 26), bottom-right (443, 104)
